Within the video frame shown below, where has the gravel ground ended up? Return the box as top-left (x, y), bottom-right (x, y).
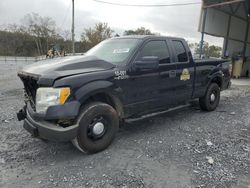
top-left (0, 62), bottom-right (250, 188)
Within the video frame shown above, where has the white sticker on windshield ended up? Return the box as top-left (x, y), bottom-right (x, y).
top-left (113, 48), bottom-right (130, 53)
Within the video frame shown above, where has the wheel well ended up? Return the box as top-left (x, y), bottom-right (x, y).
top-left (211, 77), bottom-right (222, 88)
top-left (83, 93), bottom-right (124, 118)
top-left (85, 93), bottom-right (114, 107)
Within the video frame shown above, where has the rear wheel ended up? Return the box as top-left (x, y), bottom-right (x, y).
top-left (72, 102), bottom-right (119, 153)
top-left (199, 83), bottom-right (220, 111)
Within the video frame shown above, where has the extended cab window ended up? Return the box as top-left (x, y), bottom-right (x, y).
top-left (172, 40), bottom-right (188, 62)
top-left (139, 41), bottom-right (170, 64)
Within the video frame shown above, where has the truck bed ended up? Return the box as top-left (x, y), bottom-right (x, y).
top-left (194, 58), bottom-right (230, 64)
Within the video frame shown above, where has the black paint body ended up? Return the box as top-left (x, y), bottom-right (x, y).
top-left (17, 36), bottom-right (231, 141)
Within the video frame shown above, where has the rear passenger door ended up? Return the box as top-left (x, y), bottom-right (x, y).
top-left (170, 39), bottom-right (195, 103)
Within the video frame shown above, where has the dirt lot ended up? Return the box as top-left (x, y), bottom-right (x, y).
top-left (0, 62), bottom-right (250, 188)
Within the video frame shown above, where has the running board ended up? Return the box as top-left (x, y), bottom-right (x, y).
top-left (125, 104), bottom-right (191, 123)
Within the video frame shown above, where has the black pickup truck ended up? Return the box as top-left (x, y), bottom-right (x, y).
top-left (17, 36), bottom-right (231, 153)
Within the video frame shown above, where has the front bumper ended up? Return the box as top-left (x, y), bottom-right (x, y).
top-left (17, 102), bottom-right (80, 142)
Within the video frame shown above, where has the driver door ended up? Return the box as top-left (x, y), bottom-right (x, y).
top-left (121, 40), bottom-right (176, 116)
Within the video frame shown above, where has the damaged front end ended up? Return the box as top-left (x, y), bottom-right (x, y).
top-left (16, 71), bottom-right (80, 142)
top-left (17, 106), bottom-right (26, 121)
top-left (18, 72), bottom-right (39, 110)
top-left (16, 72), bottom-right (39, 121)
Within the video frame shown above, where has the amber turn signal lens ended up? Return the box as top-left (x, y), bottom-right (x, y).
top-left (59, 87), bottom-right (70, 105)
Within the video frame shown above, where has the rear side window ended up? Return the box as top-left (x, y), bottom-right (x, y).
top-left (172, 40), bottom-right (188, 62)
top-left (139, 41), bottom-right (171, 64)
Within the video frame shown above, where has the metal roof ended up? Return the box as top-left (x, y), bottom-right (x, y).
top-left (204, 0), bottom-right (248, 7)
top-left (203, 0), bottom-right (249, 21)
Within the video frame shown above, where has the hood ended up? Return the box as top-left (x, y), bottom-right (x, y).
top-left (18, 55), bottom-right (115, 85)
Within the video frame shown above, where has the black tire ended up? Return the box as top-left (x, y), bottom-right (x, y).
top-left (72, 102), bottom-right (119, 153)
top-left (199, 83), bottom-right (220, 111)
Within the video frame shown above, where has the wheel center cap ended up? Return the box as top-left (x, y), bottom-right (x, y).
top-left (210, 93), bottom-right (216, 102)
top-left (92, 122), bottom-right (105, 135)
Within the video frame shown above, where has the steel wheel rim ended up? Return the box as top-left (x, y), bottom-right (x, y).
top-left (210, 90), bottom-right (217, 104)
top-left (87, 116), bottom-right (107, 140)
top-left (92, 122), bottom-right (105, 135)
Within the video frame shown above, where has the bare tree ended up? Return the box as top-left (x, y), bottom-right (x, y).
top-left (21, 13), bottom-right (56, 55)
top-left (124, 27), bottom-right (156, 36)
top-left (81, 23), bottom-right (114, 49)
top-left (59, 29), bottom-right (71, 41)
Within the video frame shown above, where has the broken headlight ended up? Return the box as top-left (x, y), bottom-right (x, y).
top-left (36, 87), bottom-right (70, 113)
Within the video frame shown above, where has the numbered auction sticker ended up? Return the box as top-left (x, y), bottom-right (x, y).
top-left (113, 48), bottom-right (130, 53)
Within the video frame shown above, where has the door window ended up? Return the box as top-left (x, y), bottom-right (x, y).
top-left (172, 40), bottom-right (188, 62)
top-left (139, 41), bottom-right (171, 64)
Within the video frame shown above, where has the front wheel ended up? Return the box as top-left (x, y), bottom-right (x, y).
top-left (199, 83), bottom-right (220, 111)
top-left (72, 102), bottom-right (119, 153)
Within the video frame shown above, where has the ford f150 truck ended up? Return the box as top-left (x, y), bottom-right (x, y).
top-left (17, 36), bottom-right (231, 153)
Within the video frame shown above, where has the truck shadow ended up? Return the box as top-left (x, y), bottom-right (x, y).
top-left (118, 103), bottom-right (201, 139)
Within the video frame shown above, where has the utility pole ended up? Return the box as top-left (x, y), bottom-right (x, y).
top-left (72, 0), bottom-right (75, 55)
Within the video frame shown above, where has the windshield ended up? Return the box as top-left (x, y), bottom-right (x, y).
top-left (85, 38), bottom-right (140, 65)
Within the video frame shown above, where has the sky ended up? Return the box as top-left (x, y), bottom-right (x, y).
top-left (0, 0), bottom-right (224, 46)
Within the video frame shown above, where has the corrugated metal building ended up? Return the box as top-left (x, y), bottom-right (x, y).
top-left (199, 0), bottom-right (250, 77)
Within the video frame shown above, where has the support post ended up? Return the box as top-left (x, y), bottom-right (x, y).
top-left (72, 0), bottom-right (75, 55)
top-left (224, 15), bottom-right (231, 57)
top-left (199, 7), bottom-right (207, 58)
top-left (243, 21), bottom-right (249, 59)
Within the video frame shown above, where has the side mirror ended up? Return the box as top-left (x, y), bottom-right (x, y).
top-left (134, 56), bottom-right (159, 71)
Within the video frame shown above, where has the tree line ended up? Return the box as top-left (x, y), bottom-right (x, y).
top-left (0, 13), bottom-right (222, 57)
